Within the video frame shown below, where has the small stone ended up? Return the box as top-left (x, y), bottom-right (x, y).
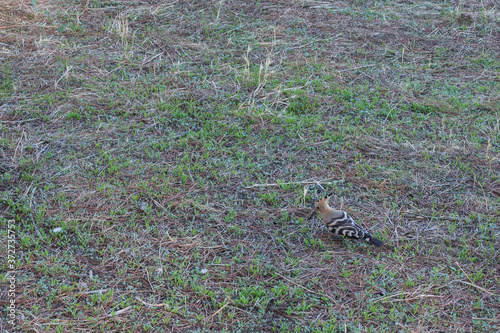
top-left (200, 268), bottom-right (208, 274)
top-left (53, 227), bottom-right (63, 233)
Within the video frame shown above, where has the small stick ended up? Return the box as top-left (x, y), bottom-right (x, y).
top-left (246, 179), bottom-right (343, 188)
top-left (306, 208), bottom-right (316, 220)
top-left (303, 185), bottom-right (308, 207)
top-left (55, 65), bottom-right (73, 88)
top-left (205, 298), bottom-right (231, 321)
top-left (383, 294), bottom-right (443, 303)
top-left (313, 180), bottom-right (325, 191)
top-left (276, 273), bottom-right (337, 304)
top-left (79, 288), bottom-right (109, 295)
top-left (455, 280), bottom-right (498, 296)
top-left (454, 262), bottom-right (499, 296)
top-left (109, 306), bottom-right (132, 316)
top-left (135, 297), bottom-right (166, 308)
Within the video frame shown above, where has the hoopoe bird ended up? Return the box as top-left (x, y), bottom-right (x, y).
top-left (309, 193), bottom-right (383, 247)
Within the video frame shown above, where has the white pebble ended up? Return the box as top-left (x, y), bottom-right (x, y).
top-left (53, 227), bottom-right (63, 233)
top-left (200, 268), bottom-right (208, 274)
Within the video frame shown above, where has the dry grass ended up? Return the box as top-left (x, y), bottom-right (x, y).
top-left (1, 0), bottom-right (500, 332)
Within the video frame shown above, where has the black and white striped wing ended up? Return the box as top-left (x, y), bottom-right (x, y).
top-left (326, 211), bottom-right (369, 241)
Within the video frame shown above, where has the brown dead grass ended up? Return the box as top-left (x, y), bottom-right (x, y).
top-left (1, 0), bottom-right (500, 332)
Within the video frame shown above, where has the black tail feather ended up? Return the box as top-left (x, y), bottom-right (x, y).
top-left (369, 236), bottom-right (383, 247)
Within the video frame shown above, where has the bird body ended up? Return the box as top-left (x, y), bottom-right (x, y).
top-left (314, 194), bottom-right (383, 247)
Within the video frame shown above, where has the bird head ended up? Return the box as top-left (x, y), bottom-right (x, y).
top-left (307, 192), bottom-right (332, 219)
top-left (315, 192), bottom-right (333, 213)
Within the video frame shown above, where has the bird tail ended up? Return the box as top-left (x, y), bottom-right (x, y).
top-left (367, 235), bottom-right (383, 247)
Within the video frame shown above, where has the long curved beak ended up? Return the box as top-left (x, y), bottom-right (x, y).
top-left (306, 208), bottom-right (317, 220)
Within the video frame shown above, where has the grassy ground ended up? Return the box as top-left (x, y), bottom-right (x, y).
top-left (1, 0), bottom-right (500, 332)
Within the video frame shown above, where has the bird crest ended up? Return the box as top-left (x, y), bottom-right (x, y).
top-left (315, 192), bottom-right (333, 212)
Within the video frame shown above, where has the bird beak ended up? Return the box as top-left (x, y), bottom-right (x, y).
top-left (306, 208), bottom-right (316, 220)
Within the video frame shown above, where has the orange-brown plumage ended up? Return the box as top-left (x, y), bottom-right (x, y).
top-left (312, 193), bottom-right (383, 247)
